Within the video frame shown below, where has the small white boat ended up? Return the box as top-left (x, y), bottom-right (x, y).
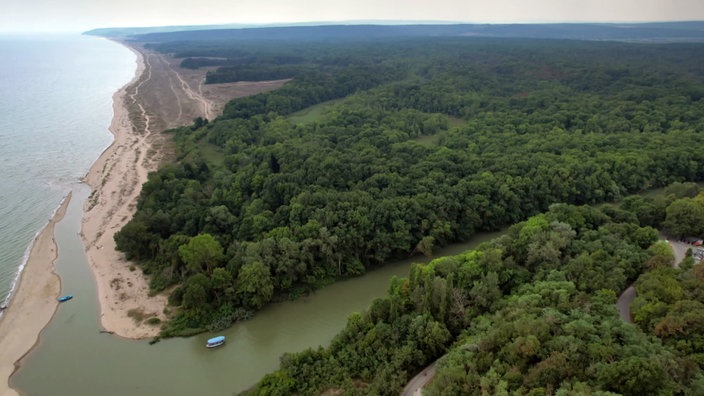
top-left (206, 335), bottom-right (225, 348)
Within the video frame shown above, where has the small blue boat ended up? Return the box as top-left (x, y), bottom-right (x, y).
top-left (57, 295), bottom-right (73, 302)
top-left (206, 335), bottom-right (225, 348)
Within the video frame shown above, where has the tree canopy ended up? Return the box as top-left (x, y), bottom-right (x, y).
top-left (116, 36), bottom-right (704, 339)
top-left (247, 203), bottom-right (704, 395)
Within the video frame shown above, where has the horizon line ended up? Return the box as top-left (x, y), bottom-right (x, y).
top-left (3, 19), bottom-right (703, 35)
top-left (87, 18), bottom-right (704, 30)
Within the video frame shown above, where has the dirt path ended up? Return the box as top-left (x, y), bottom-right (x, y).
top-left (401, 361), bottom-right (438, 396)
top-left (174, 67), bottom-right (213, 120)
top-left (669, 239), bottom-right (688, 269)
top-left (154, 50), bottom-right (290, 119)
top-left (616, 286), bottom-right (637, 322)
top-left (616, 236), bottom-right (686, 323)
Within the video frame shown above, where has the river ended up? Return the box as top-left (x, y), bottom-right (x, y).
top-left (10, 184), bottom-right (503, 395)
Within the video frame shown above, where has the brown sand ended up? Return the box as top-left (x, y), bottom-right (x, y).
top-left (80, 45), bottom-right (169, 340)
top-left (0, 193), bottom-right (70, 396)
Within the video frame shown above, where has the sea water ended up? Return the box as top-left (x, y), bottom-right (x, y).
top-left (0, 34), bottom-right (136, 314)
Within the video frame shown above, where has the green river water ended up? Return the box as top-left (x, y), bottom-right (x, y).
top-left (11, 185), bottom-right (503, 395)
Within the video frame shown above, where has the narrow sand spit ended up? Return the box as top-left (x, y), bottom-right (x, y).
top-left (0, 194), bottom-right (69, 396)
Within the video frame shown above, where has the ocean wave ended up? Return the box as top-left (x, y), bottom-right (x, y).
top-left (0, 193), bottom-right (69, 320)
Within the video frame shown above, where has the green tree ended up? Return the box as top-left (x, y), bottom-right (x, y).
top-left (114, 220), bottom-right (157, 260)
top-left (645, 241), bottom-right (675, 269)
top-left (211, 267), bottom-right (234, 303)
top-left (415, 236), bottom-right (436, 257)
top-left (663, 198), bottom-right (704, 238)
top-left (178, 233), bottom-right (225, 274)
top-left (182, 273), bottom-right (211, 311)
top-left (237, 261), bottom-right (274, 309)
top-left (630, 226), bottom-right (659, 249)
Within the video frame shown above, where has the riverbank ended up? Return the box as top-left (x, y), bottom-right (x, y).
top-left (0, 193), bottom-right (70, 396)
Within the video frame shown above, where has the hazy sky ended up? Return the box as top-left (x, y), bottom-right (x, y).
top-left (2, 0), bottom-right (703, 33)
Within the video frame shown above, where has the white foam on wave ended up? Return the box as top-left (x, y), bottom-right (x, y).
top-left (0, 193), bottom-right (69, 320)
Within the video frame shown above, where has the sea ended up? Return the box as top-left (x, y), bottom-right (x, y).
top-left (0, 33), bottom-right (136, 315)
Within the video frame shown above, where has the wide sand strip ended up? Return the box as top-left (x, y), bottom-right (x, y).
top-left (80, 45), bottom-right (168, 340)
top-left (0, 193), bottom-right (70, 396)
top-left (79, 42), bottom-right (289, 340)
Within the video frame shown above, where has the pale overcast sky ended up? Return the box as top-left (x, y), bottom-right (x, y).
top-left (2, 0), bottom-right (703, 33)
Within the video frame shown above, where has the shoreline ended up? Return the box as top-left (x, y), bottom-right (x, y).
top-left (0, 197), bottom-right (67, 317)
top-left (0, 193), bottom-right (70, 396)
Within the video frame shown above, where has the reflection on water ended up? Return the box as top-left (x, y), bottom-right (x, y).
top-left (12, 185), bottom-right (503, 395)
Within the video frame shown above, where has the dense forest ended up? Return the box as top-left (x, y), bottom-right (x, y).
top-left (114, 34), bottom-right (704, 348)
top-left (247, 188), bottom-right (704, 395)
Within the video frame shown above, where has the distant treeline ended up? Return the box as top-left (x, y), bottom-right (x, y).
top-left (121, 21), bottom-right (704, 43)
top-left (117, 36), bottom-right (704, 341)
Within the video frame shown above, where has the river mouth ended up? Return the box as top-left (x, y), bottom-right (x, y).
top-left (11, 191), bottom-right (503, 395)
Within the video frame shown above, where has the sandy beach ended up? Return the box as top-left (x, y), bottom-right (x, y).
top-left (80, 44), bottom-right (169, 339)
top-left (0, 38), bottom-right (289, 396)
top-left (78, 42), bottom-right (288, 340)
top-left (0, 194), bottom-right (69, 396)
